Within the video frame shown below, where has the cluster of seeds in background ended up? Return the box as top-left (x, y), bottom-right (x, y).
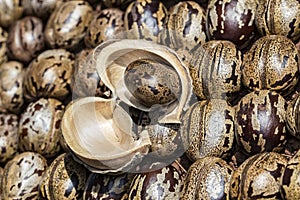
top-left (0, 0), bottom-right (299, 199)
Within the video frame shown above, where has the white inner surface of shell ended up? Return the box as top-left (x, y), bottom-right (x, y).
top-left (61, 97), bottom-right (151, 173)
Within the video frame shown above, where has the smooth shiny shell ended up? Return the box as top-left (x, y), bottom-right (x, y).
top-left (44, 0), bottom-right (93, 49)
top-left (0, 61), bottom-right (24, 113)
top-left (166, 1), bottom-right (206, 50)
top-left (21, 0), bottom-right (63, 19)
top-left (181, 99), bottom-right (235, 161)
top-left (39, 153), bottom-right (88, 200)
top-left (206, 0), bottom-right (257, 48)
top-left (124, 58), bottom-right (181, 107)
top-left (7, 16), bottom-right (45, 63)
top-left (256, 0), bottom-right (300, 42)
top-left (0, 113), bottom-right (19, 163)
top-left (189, 40), bottom-right (242, 100)
top-left (235, 90), bottom-right (287, 155)
top-left (127, 164), bottom-right (183, 199)
top-left (1, 152), bottom-right (47, 200)
top-left (18, 98), bottom-right (64, 157)
top-left (242, 35), bottom-right (299, 95)
top-left (230, 152), bottom-right (287, 200)
top-left (23, 49), bottom-right (74, 101)
top-left (0, 0), bottom-right (23, 27)
top-left (286, 94), bottom-right (300, 139)
top-left (181, 156), bottom-right (233, 200)
top-left (83, 173), bottom-right (133, 199)
top-left (72, 48), bottom-right (112, 99)
top-left (84, 8), bottom-right (124, 48)
top-left (124, 0), bottom-right (168, 42)
top-left (0, 27), bottom-right (7, 65)
top-left (281, 149), bottom-right (300, 200)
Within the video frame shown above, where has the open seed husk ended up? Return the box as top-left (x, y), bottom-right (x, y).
top-left (93, 39), bottom-right (193, 124)
top-left (61, 96), bottom-right (151, 174)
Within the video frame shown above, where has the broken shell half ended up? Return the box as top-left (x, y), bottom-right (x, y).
top-left (94, 39), bottom-right (193, 124)
top-left (61, 96), bottom-right (151, 174)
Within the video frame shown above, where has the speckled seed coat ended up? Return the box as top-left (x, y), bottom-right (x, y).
top-left (124, 0), bottom-right (168, 42)
top-left (181, 99), bottom-right (235, 161)
top-left (181, 156), bottom-right (233, 200)
top-left (7, 16), bottom-right (45, 63)
top-left (0, 27), bottom-right (7, 65)
top-left (0, 61), bottom-right (24, 113)
top-left (0, 0), bottom-right (23, 27)
top-left (18, 98), bottom-right (64, 157)
top-left (44, 0), bottom-right (93, 49)
top-left (21, 0), bottom-right (63, 19)
top-left (84, 8), bottom-right (125, 48)
top-left (83, 173), bottom-right (134, 199)
top-left (166, 1), bottom-right (206, 50)
top-left (1, 152), bottom-right (48, 200)
top-left (72, 48), bottom-right (112, 98)
top-left (255, 0), bottom-right (300, 42)
top-left (242, 35), bottom-right (299, 95)
top-left (127, 165), bottom-right (183, 199)
top-left (124, 58), bottom-right (181, 107)
top-left (0, 113), bottom-right (19, 163)
top-left (231, 152), bottom-right (287, 200)
top-left (230, 153), bottom-right (260, 200)
top-left (189, 40), bottom-right (242, 100)
top-left (286, 94), bottom-right (300, 139)
top-left (38, 153), bottom-right (88, 200)
top-left (23, 49), bottom-right (74, 101)
top-left (206, 0), bottom-right (257, 48)
top-left (235, 90), bottom-right (287, 155)
top-left (281, 149), bottom-right (300, 200)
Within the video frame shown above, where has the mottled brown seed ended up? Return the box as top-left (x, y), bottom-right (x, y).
top-left (83, 173), bottom-right (134, 199)
top-left (230, 152), bottom-right (287, 200)
top-left (165, 1), bottom-right (206, 51)
top-left (255, 0), bottom-right (300, 42)
top-left (7, 16), bottom-right (45, 63)
top-left (18, 98), bottom-right (64, 157)
top-left (242, 35), bottom-right (299, 95)
top-left (189, 40), bottom-right (242, 100)
top-left (127, 164), bottom-right (183, 199)
top-left (124, 0), bottom-right (168, 42)
top-left (281, 149), bottom-right (300, 200)
top-left (21, 0), bottom-right (64, 19)
top-left (124, 58), bottom-right (181, 107)
top-left (0, 27), bottom-right (7, 65)
top-left (182, 156), bottom-right (233, 200)
top-left (235, 90), bottom-right (287, 155)
top-left (286, 94), bottom-right (300, 139)
top-left (0, 0), bottom-right (23, 27)
top-left (181, 99), bottom-right (235, 161)
top-left (84, 8), bottom-right (125, 48)
top-left (1, 152), bottom-right (47, 200)
top-left (23, 49), bottom-right (74, 101)
top-left (0, 61), bottom-right (24, 113)
top-left (0, 113), bottom-right (19, 163)
top-left (38, 153), bottom-right (88, 200)
top-left (206, 0), bottom-right (257, 49)
top-left (44, 0), bottom-right (93, 49)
